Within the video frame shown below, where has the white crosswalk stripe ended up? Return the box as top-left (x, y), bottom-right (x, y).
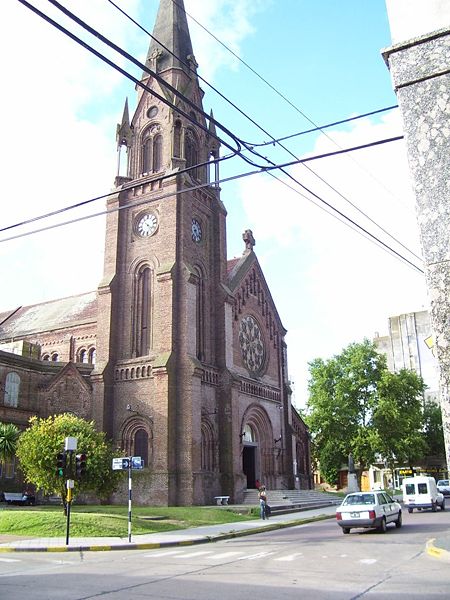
top-left (175, 551), bottom-right (213, 559)
top-left (274, 552), bottom-right (303, 561)
top-left (240, 551), bottom-right (275, 561)
top-left (143, 550), bottom-right (186, 558)
top-left (0, 558), bottom-right (21, 563)
top-left (207, 552), bottom-right (242, 560)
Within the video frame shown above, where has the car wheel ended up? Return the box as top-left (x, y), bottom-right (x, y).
top-left (342, 528), bottom-right (350, 534)
top-left (378, 517), bottom-right (387, 533)
top-left (441, 499), bottom-right (445, 511)
top-left (432, 501), bottom-right (437, 512)
top-left (395, 512), bottom-right (402, 528)
top-left (408, 508), bottom-right (413, 513)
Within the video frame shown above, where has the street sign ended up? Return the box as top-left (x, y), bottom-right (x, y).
top-left (112, 458), bottom-right (130, 470)
top-left (131, 456), bottom-right (143, 469)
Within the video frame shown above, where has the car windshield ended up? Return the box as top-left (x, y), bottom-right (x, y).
top-left (343, 494), bottom-right (375, 506)
top-left (438, 480), bottom-right (449, 486)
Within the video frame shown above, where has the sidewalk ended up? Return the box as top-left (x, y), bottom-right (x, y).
top-left (0, 505), bottom-right (337, 553)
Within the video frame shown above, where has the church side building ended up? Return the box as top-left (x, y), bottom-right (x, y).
top-left (0, 0), bottom-right (311, 504)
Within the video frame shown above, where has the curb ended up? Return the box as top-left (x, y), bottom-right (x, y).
top-left (426, 538), bottom-right (450, 561)
top-left (0, 513), bottom-right (335, 553)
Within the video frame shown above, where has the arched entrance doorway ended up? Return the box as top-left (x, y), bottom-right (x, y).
top-left (242, 424), bottom-right (257, 488)
top-left (241, 406), bottom-right (274, 489)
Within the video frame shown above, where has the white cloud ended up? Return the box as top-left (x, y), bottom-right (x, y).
top-left (185, 0), bottom-right (270, 80)
top-left (237, 111), bottom-right (429, 406)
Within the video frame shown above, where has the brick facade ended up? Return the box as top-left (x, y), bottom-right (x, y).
top-left (0, 0), bottom-right (311, 504)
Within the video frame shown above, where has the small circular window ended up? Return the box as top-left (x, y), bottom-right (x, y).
top-left (147, 106), bottom-right (158, 119)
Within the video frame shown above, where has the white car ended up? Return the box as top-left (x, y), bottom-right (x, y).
top-left (336, 491), bottom-right (402, 534)
top-left (437, 479), bottom-right (450, 497)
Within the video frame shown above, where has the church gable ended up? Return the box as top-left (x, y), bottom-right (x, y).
top-left (227, 233), bottom-right (286, 383)
top-left (40, 362), bottom-right (93, 420)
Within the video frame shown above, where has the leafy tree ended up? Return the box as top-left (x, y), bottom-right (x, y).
top-left (306, 340), bottom-right (386, 486)
top-left (305, 339), bottom-right (427, 487)
top-left (422, 399), bottom-right (445, 457)
top-left (373, 369), bottom-right (426, 472)
top-left (16, 413), bottom-right (121, 509)
top-left (0, 422), bottom-right (20, 462)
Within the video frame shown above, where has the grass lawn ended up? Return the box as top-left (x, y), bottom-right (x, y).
top-left (0, 504), bottom-right (258, 538)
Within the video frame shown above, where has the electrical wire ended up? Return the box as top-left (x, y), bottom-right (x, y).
top-left (12, 0), bottom-right (423, 272)
top-left (0, 134), bottom-right (424, 275)
top-left (0, 134), bottom-right (405, 235)
top-left (247, 105), bottom-right (399, 148)
top-left (18, 0), bottom-right (249, 165)
top-left (173, 0), bottom-right (416, 218)
top-left (0, 150), bottom-right (236, 233)
top-left (104, 0), bottom-right (417, 260)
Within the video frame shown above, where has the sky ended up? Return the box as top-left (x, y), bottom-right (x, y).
top-left (0, 0), bottom-right (429, 407)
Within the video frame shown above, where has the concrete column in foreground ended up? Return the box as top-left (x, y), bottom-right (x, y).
top-left (383, 0), bottom-right (450, 472)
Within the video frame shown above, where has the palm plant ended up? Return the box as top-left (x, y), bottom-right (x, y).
top-left (0, 422), bottom-right (20, 463)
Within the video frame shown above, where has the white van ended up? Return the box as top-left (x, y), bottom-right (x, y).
top-left (402, 476), bottom-right (445, 513)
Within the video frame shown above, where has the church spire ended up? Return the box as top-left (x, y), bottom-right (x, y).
top-left (144, 0), bottom-right (196, 77)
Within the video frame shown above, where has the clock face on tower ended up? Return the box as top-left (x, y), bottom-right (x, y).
top-left (136, 212), bottom-right (158, 237)
top-left (238, 315), bottom-right (265, 374)
top-left (191, 218), bottom-right (202, 242)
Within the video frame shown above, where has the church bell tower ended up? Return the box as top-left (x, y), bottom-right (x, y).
top-left (92, 0), bottom-right (227, 505)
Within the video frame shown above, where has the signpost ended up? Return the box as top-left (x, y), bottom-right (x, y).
top-left (112, 456), bottom-right (143, 542)
top-left (64, 437), bottom-right (77, 546)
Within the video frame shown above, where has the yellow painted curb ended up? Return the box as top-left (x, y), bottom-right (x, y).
top-left (426, 538), bottom-right (450, 561)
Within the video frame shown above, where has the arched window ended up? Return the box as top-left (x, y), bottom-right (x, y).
top-left (173, 120), bottom-right (182, 158)
top-left (88, 348), bottom-right (96, 364)
top-left (4, 372), bottom-right (20, 407)
top-left (134, 429), bottom-right (149, 467)
top-left (42, 354), bottom-right (50, 361)
top-left (185, 129), bottom-right (199, 180)
top-left (193, 266), bottom-right (205, 361)
top-left (141, 125), bottom-right (162, 175)
top-left (153, 134), bottom-right (162, 172)
top-left (242, 424), bottom-right (255, 443)
top-left (51, 353), bottom-right (59, 362)
top-left (201, 422), bottom-right (215, 471)
top-left (134, 265), bottom-right (151, 357)
top-left (78, 349), bottom-right (87, 363)
top-left (122, 420), bottom-right (152, 469)
top-left (142, 137), bottom-right (152, 173)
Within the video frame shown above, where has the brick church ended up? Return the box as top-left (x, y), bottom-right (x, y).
top-left (0, 0), bottom-right (311, 505)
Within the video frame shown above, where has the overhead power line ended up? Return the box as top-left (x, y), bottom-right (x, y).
top-left (173, 0), bottom-right (414, 216)
top-left (0, 134), bottom-right (423, 275)
top-left (14, 0), bottom-right (423, 272)
top-left (248, 105), bottom-right (399, 148)
top-left (1, 134), bottom-right (404, 235)
top-left (104, 0), bottom-right (417, 262)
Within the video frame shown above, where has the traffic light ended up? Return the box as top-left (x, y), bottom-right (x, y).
top-left (75, 453), bottom-right (87, 478)
top-left (56, 451), bottom-right (67, 477)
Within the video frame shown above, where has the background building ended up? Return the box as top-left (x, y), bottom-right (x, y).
top-left (374, 310), bottom-right (439, 403)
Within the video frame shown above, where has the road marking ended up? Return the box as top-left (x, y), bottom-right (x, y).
top-left (208, 552), bottom-right (242, 560)
top-left (176, 551), bottom-right (213, 559)
top-left (240, 552), bottom-right (275, 561)
top-left (359, 558), bottom-right (377, 565)
top-left (275, 553), bottom-right (304, 562)
top-left (143, 550), bottom-right (185, 558)
top-left (0, 558), bottom-right (21, 563)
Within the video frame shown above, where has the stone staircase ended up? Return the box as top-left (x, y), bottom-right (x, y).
top-left (242, 489), bottom-right (342, 515)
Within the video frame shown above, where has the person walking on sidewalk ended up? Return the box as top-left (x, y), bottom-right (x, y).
top-left (258, 485), bottom-right (269, 520)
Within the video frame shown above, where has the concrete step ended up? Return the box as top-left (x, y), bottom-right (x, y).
top-left (243, 489), bottom-right (341, 506)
